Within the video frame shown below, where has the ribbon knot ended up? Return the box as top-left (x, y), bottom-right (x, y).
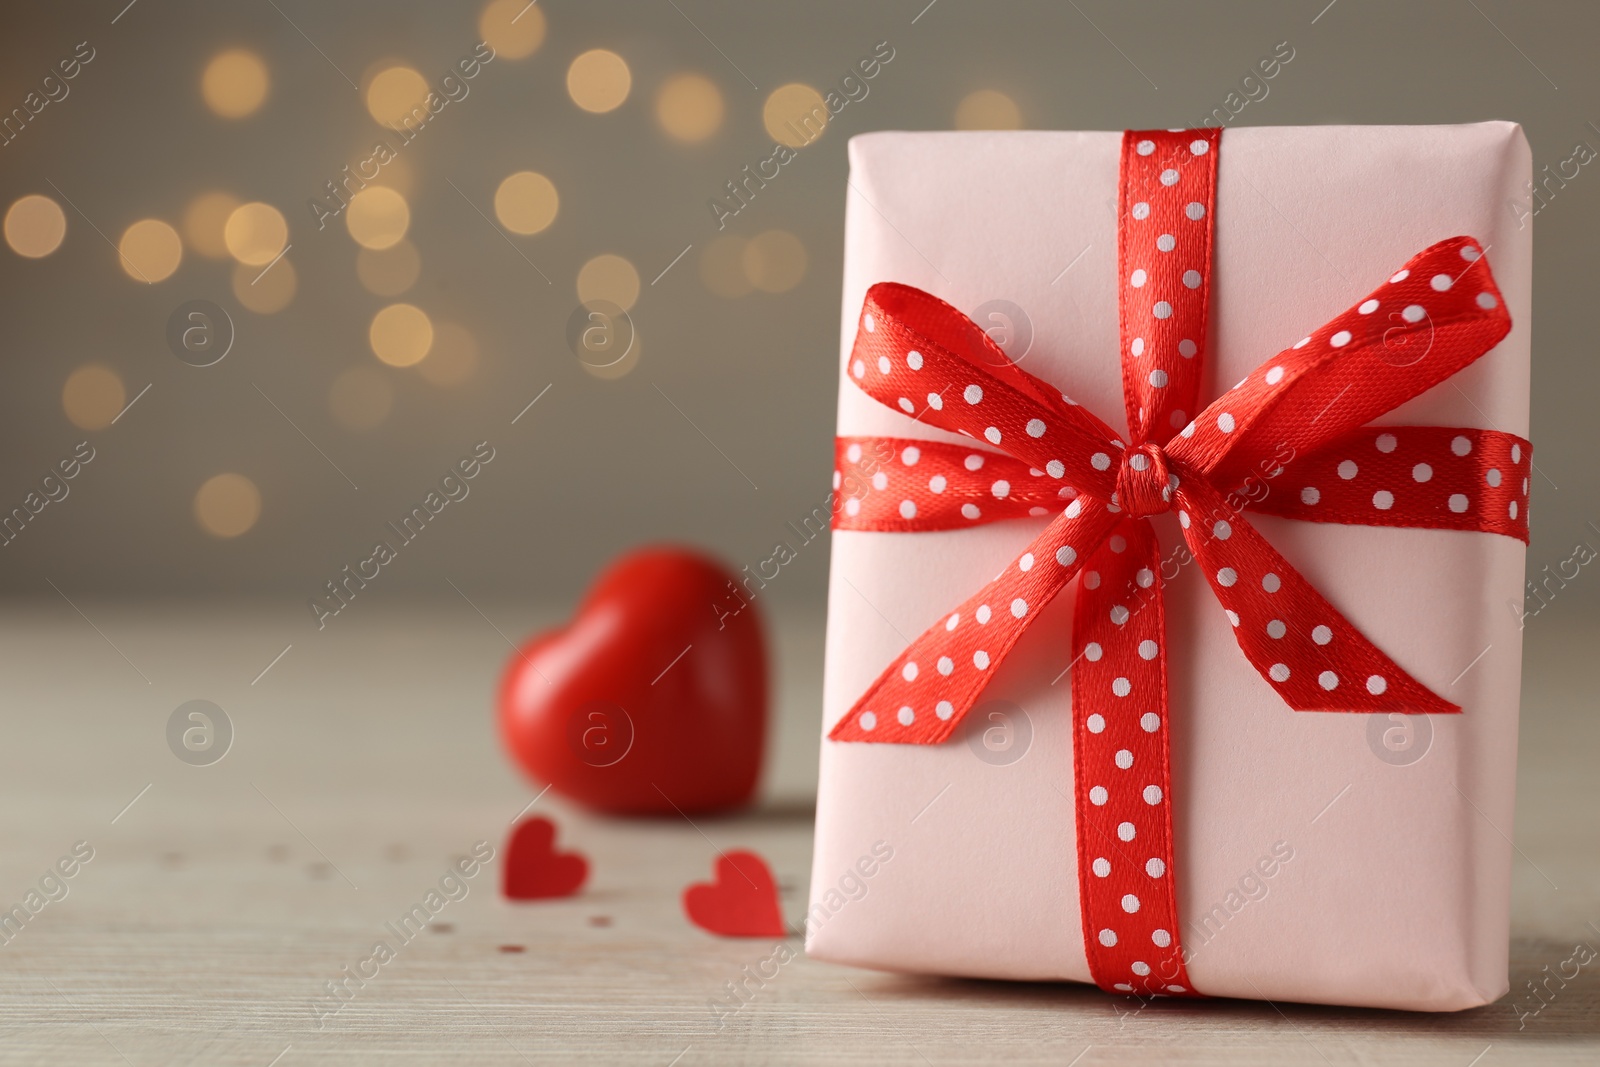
top-left (1116, 444), bottom-right (1174, 519)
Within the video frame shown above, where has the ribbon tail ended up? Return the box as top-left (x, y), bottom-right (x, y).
top-left (829, 499), bottom-right (1119, 744)
top-left (1173, 474), bottom-right (1459, 715)
top-left (1070, 516), bottom-right (1198, 997)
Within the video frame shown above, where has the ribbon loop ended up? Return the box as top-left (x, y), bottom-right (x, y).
top-left (850, 283), bottom-right (1125, 497)
top-left (1164, 237), bottom-right (1511, 493)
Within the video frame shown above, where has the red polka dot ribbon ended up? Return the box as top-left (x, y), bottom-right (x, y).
top-left (827, 129), bottom-right (1530, 999)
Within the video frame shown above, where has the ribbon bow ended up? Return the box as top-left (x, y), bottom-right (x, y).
top-left (827, 129), bottom-right (1529, 997)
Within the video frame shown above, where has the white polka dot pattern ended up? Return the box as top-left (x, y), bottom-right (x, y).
top-left (826, 132), bottom-right (1524, 1003)
top-left (1118, 127), bottom-right (1219, 447)
top-left (832, 437), bottom-right (1074, 531)
top-left (1071, 517), bottom-right (1190, 992)
top-left (1172, 472), bottom-right (1456, 715)
top-left (1242, 426), bottom-right (1530, 542)
top-left (829, 499), bottom-right (1118, 745)
top-left (1166, 237), bottom-right (1513, 496)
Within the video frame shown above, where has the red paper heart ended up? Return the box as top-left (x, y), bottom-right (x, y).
top-left (503, 816), bottom-right (588, 900)
top-left (497, 546), bottom-right (767, 815)
top-left (683, 849), bottom-right (786, 938)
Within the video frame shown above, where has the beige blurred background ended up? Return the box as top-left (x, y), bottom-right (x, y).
top-left (0, 0), bottom-right (1596, 624)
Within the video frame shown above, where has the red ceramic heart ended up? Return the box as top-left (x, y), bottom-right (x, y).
top-left (503, 816), bottom-right (589, 900)
top-left (498, 545), bottom-right (766, 815)
top-left (683, 849), bottom-right (786, 937)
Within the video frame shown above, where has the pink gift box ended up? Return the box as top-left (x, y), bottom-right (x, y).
top-left (807, 123), bottom-right (1531, 1011)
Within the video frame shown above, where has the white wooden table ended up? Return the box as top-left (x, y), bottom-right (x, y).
top-left (0, 602), bottom-right (1594, 1064)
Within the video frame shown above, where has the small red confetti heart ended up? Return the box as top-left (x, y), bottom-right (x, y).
top-left (503, 816), bottom-right (588, 900)
top-left (683, 849), bottom-right (785, 937)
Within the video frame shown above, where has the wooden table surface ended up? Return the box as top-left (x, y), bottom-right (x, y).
top-left (0, 601), bottom-right (1595, 1065)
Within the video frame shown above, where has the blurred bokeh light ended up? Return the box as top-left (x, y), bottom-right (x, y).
top-left (764, 83), bottom-right (827, 147)
top-left (117, 219), bottom-right (183, 283)
top-left (366, 65), bottom-right (430, 127)
top-left (232, 258), bottom-right (296, 314)
top-left (479, 0), bottom-right (547, 60)
top-left (743, 230), bottom-right (807, 293)
top-left (370, 302), bottom-right (434, 366)
top-left (61, 364), bottom-right (126, 431)
top-left (4, 194), bottom-right (67, 258)
top-left (656, 73), bottom-right (724, 143)
top-left (494, 171), bottom-right (559, 235)
top-left (224, 201), bottom-right (288, 265)
top-left (346, 187), bottom-right (411, 250)
top-left (194, 473), bottom-right (262, 538)
top-left (955, 88), bottom-right (1023, 130)
top-left (577, 253), bottom-right (640, 311)
top-left (567, 49), bottom-right (631, 113)
top-left (182, 191), bottom-right (241, 260)
top-left (201, 48), bottom-right (270, 119)
top-left (419, 322), bottom-right (480, 387)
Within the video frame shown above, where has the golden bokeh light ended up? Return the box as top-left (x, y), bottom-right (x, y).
top-left (494, 171), bottom-right (558, 235)
top-left (764, 83), bottom-right (828, 148)
top-left (583, 326), bottom-right (640, 381)
top-left (232, 259), bottom-right (296, 314)
top-left (224, 201), bottom-right (288, 266)
top-left (656, 73), bottom-right (724, 142)
top-left (479, 0), bottom-right (547, 60)
top-left (4, 195), bottom-right (67, 258)
top-left (366, 66), bottom-right (430, 127)
top-left (203, 49), bottom-right (268, 119)
top-left (182, 192), bottom-right (241, 260)
top-left (955, 89), bottom-right (1022, 130)
top-left (577, 253), bottom-right (640, 311)
top-left (62, 364), bottom-right (126, 431)
top-left (345, 187), bottom-right (410, 250)
top-left (742, 229), bottom-right (807, 293)
top-left (328, 366), bottom-right (395, 430)
top-left (418, 321), bottom-right (480, 387)
top-left (194, 473), bottom-right (262, 538)
top-left (357, 239), bottom-right (422, 296)
top-left (700, 235), bottom-right (751, 298)
top-left (567, 49), bottom-right (630, 113)
top-left (118, 219), bottom-right (183, 283)
top-left (369, 303), bottom-right (434, 366)
top-left (201, 49), bottom-right (270, 119)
